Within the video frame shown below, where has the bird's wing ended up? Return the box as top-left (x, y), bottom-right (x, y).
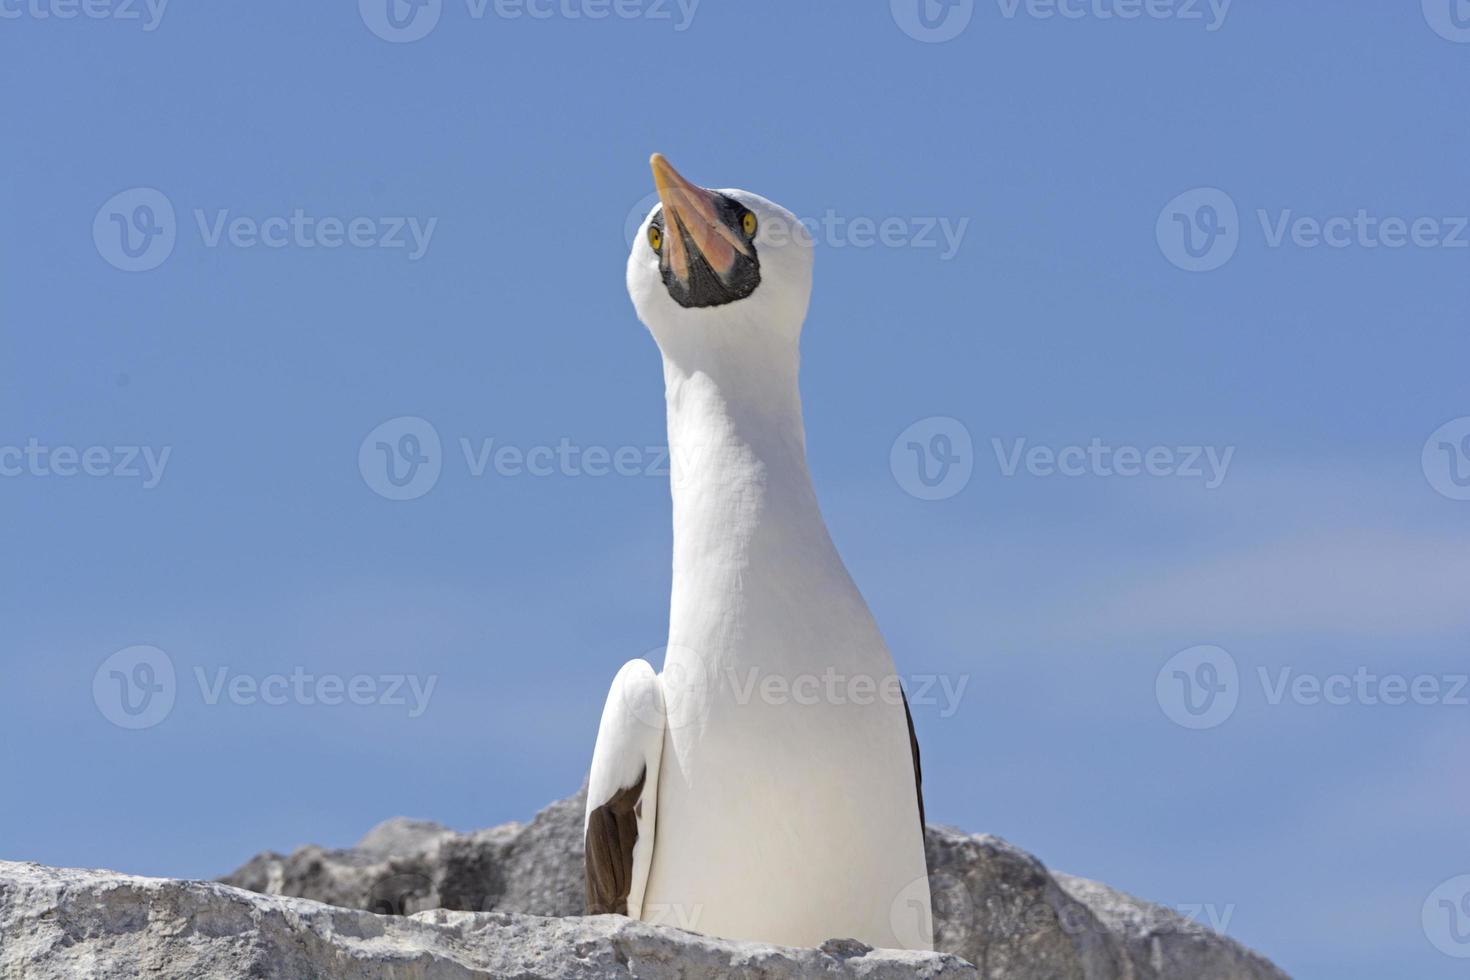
top-left (902, 686), bottom-right (926, 833)
top-left (584, 659), bottom-right (665, 918)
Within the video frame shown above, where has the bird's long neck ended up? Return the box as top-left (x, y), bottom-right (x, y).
top-left (660, 339), bottom-right (877, 675)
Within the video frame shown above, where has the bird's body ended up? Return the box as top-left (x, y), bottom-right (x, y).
top-left (584, 156), bottom-right (932, 951)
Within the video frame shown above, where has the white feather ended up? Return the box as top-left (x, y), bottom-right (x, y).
top-left (585, 658), bottom-right (664, 919)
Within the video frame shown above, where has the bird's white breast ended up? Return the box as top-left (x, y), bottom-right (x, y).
top-left (639, 359), bottom-right (931, 950)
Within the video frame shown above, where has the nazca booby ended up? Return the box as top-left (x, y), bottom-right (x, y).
top-left (584, 154), bottom-right (932, 951)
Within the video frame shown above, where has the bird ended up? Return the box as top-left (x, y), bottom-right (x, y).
top-left (583, 154), bottom-right (932, 951)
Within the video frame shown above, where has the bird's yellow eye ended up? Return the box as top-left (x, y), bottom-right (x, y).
top-left (742, 211), bottom-right (757, 238)
top-left (648, 225), bottom-right (663, 252)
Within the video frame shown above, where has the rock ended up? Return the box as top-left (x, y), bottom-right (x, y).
top-left (922, 825), bottom-right (1127, 979)
top-left (222, 793), bottom-right (585, 918)
top-left (1053, 874), bottom-right (1290, 980)
top-left (0, 861), bottom-right (974, 980)
top-left (220, 788), bottom-right (1290, 979)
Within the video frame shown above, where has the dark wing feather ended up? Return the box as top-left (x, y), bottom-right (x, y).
top-left (901, 688), bottom-right (926, 832)
top-left (584, 768), bottom-right (646, 915)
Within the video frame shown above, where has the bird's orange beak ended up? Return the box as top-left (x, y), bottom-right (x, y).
top-left (650, 153), bottom-right (753, 287)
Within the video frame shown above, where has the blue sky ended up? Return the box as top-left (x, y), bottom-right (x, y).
top-left (3, 3), bottom-right (1469, 977)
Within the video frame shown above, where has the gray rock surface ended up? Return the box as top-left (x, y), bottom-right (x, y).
top-left (220, 788), bottom-right (1291, 980)
top-left (0, 861), bottom-right (972, 980)
top-left (1052, 874), bottom-right (1287, 980)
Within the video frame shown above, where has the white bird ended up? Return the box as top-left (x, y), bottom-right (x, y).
top-left (584, 154), bottom-right (932, 951)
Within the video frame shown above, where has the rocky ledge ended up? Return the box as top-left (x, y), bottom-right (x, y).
top-left (0, 789), bottom-right (1291, 979)
top-left (219, 788), bottom-right (1290, 980)
top-left (0, 861), bottom-right (970, 979)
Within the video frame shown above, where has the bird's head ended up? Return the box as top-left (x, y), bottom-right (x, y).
top-left (627, 154), bottom-right (814, 359)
